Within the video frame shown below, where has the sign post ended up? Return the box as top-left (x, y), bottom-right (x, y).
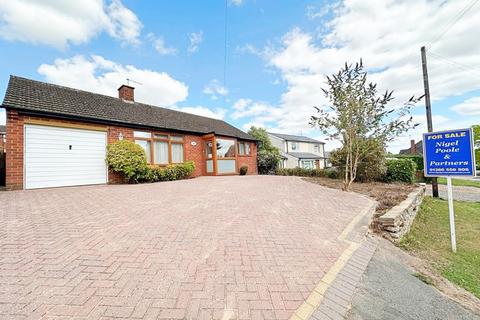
top-left (423, 128), bottom-right (476, 252)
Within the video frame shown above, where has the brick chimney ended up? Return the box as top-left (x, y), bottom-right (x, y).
top-left (118, 84), bottom-right (134, 102)
top-left (410, 139), bottom-right (416, 154)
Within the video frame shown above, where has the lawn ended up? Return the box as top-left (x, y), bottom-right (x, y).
top-left (436, 177), bottom-right (480, 188)
top-left (400, 197), bottom-right (480, 299)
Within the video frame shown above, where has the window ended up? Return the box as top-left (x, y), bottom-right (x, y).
top-left (314, 144), bottom-right (319, 153)
top-left (135, 140), bottom-right (151, 161)
top-left (216, 138), bottom-right (236, 158)
top-left (153, 141), bottom-right (168, 165)
top-left (171, 143), bottom-right (184, 163)
top-left (134, 132), bottom-right (184, 165)
top-left (301, 160), bottom-right (314, 169)
top-left (291, 142), bottom-right (299, 150)
top-left (134, 131), bottom-right (151, 138)
top-left (238, 141), bottom-right (251, 156)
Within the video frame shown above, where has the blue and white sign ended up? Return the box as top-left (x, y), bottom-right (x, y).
top-left (423, 128), bottom-right (476, 177)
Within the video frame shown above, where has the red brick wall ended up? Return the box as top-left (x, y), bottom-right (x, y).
top-left (237, 141), bottom-right (258, 175)
top-left (184, 135), bottom-right (205, 177)
top-left (0, 133), bottom-right (5, 152)
top-left (5, 110), bottom-right (24, 190)
top-left (5, 112), bottom-right (257, 189)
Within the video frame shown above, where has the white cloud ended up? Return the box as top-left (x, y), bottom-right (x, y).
top-left (147, 33), bottom-right (177, 55)
top-left (173, 106), bottom-right (227, 120)
top-left (0, 109), bottom-right (5, 125)
top-left (38, 55), bottom-right (188, 107)
top-left (203, 79), bottom-right (228, 100)
top-left (0, 0), bottom-right (142, 48)
top-left (188, 30), bottom-right (204, 53)
top-left (228, 0), bottom-right (244, 6)
top-left (305, 3), bottom-right (337, 20)
top-left (231, 98), bottom-right (275, 120)
top-left (243, 0), bottom-right (480, 151)
top-left (451, 97), bottom-right (480, 116)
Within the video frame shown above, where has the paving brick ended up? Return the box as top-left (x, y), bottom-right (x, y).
top-left (0, 176), bottom-right (373, 320)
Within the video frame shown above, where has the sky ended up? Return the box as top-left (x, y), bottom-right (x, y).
top-left (0, 0), bottom-right (479, 152)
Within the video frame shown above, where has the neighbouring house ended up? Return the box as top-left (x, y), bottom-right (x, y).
top-left (399, 139), bottom-right (423, 155)
top-left (267, 132), bottom-right (327, 169)
top-left (1, 76), bottom-right (258, 190)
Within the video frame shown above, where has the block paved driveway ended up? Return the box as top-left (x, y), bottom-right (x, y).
top-left (0, 176), bottom-right (372, 320)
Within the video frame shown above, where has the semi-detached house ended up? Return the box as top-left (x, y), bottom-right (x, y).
top-left (1, 76), bottom-right (258, 190)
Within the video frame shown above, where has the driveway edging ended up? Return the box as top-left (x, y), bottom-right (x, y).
top-left (290, 201), bottom-right (377, 320)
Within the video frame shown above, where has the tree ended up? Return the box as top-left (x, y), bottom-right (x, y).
top-left (310, 60), bottom-right (421, 190)
top-left (248, 126), bottom-right (281, 174)
top-left (473, 125), bottom-right (479, 170)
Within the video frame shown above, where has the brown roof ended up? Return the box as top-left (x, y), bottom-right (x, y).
top-left (2, 76), bottom-right (256, 141)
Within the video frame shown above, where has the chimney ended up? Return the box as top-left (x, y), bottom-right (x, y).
top-left (410, 139), bottom-right (416, 154)
top-left (118, 84), bottom-right (134, 102)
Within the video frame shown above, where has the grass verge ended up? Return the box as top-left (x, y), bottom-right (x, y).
top-left (436, 177), bottom-right (480, 188)
top-left (400, 196), bottom-right (480, 299)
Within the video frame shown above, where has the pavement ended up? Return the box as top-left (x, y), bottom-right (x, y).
top-left (425, 184), bottom-right (480, 202)
top-left (0, 175), bottom-right (374, 320)
top-left (346, 239), bottom-right (480, 320)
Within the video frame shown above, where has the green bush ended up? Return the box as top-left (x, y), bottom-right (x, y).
top-left (257, 150), bottom-right (281, 175)
top-left (325, 168), bottom-right (338, 179)
top-left (239, 166), bottom-right (248, 175)
top-left (394, 154), bottom-right (424, 171)
top-left (330, 139), bottom-right (386, 182)
top-left (275, 167), bottom-right (328, 177)
top-left (383, 159), bottom-right (416, 184)
top-left (144, 161), bottom-right (195, 182)
top-left (106, 140), bottom-right (148, 183)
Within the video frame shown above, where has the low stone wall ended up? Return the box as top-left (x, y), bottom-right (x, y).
top-left (375, 184), bottom-right (426, 242)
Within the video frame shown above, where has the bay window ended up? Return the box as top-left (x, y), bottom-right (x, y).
top-left (134, 131), bottom-right (184, 165)
top-left (216, 138), bottom-right (236, 174)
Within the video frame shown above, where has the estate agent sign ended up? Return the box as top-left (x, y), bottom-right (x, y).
top-left (423, 128), bottom-right (476, 253)
top-left (423, 128), bottom-right (476, 177)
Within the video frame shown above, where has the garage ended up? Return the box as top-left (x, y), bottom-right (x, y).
top-left (24, 124), bottom-right (107, 189)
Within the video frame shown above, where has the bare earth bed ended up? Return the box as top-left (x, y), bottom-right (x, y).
top-left (304, 177), bottom-right (416, 214)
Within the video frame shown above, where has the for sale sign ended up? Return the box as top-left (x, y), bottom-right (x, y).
top-left (423, 128), bottom-right (476, 177)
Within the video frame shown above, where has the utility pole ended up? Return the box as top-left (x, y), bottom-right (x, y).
top-left (421, 46), bottom-right (439, 198)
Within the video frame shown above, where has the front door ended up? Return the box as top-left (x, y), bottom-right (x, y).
top-left (204, 137), bottom-right (215, 175)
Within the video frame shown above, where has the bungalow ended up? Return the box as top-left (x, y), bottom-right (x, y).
top-left (1, 76), bottom-right (258, 190)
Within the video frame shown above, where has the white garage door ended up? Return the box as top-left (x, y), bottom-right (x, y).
top-left (25, 124), bottom-right (107, 189)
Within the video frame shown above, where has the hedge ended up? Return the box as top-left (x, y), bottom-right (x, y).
top-left (143, 161), bottom-right (195, 182)
top-left (275, 167), bottom-right (338, 179)
top-left (393, 154), bottom-right (424, 170)
top-left (383, 158), bottom-right (417, 184)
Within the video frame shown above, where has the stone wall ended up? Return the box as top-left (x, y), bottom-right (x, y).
top-left (375, 184), bottom-right (426, 242)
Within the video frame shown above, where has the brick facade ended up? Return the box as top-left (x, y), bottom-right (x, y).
top-left (237, 144), bottom-right (258, 175)
top-left (6, 111), bottom-right (257, 190)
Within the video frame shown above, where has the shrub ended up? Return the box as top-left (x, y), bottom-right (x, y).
top-left (106, 140), bottom-right (148, 183)
top-left (239, 166), bottom-right (248, 175)
top-left (394, 154), bottom-right (424, 171)
top-left (325, 168), bottom-right (338, 179)
top-left (330, 139), bottom-right (386, 182)
top-left (257, 150), bottom-right (281, 175)
top-left (144, 161), bottom-right (195, 182)
top-left (275, 167), bottom-right (327, 177)
top-left (383, 158), bottom-right (416, 184)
